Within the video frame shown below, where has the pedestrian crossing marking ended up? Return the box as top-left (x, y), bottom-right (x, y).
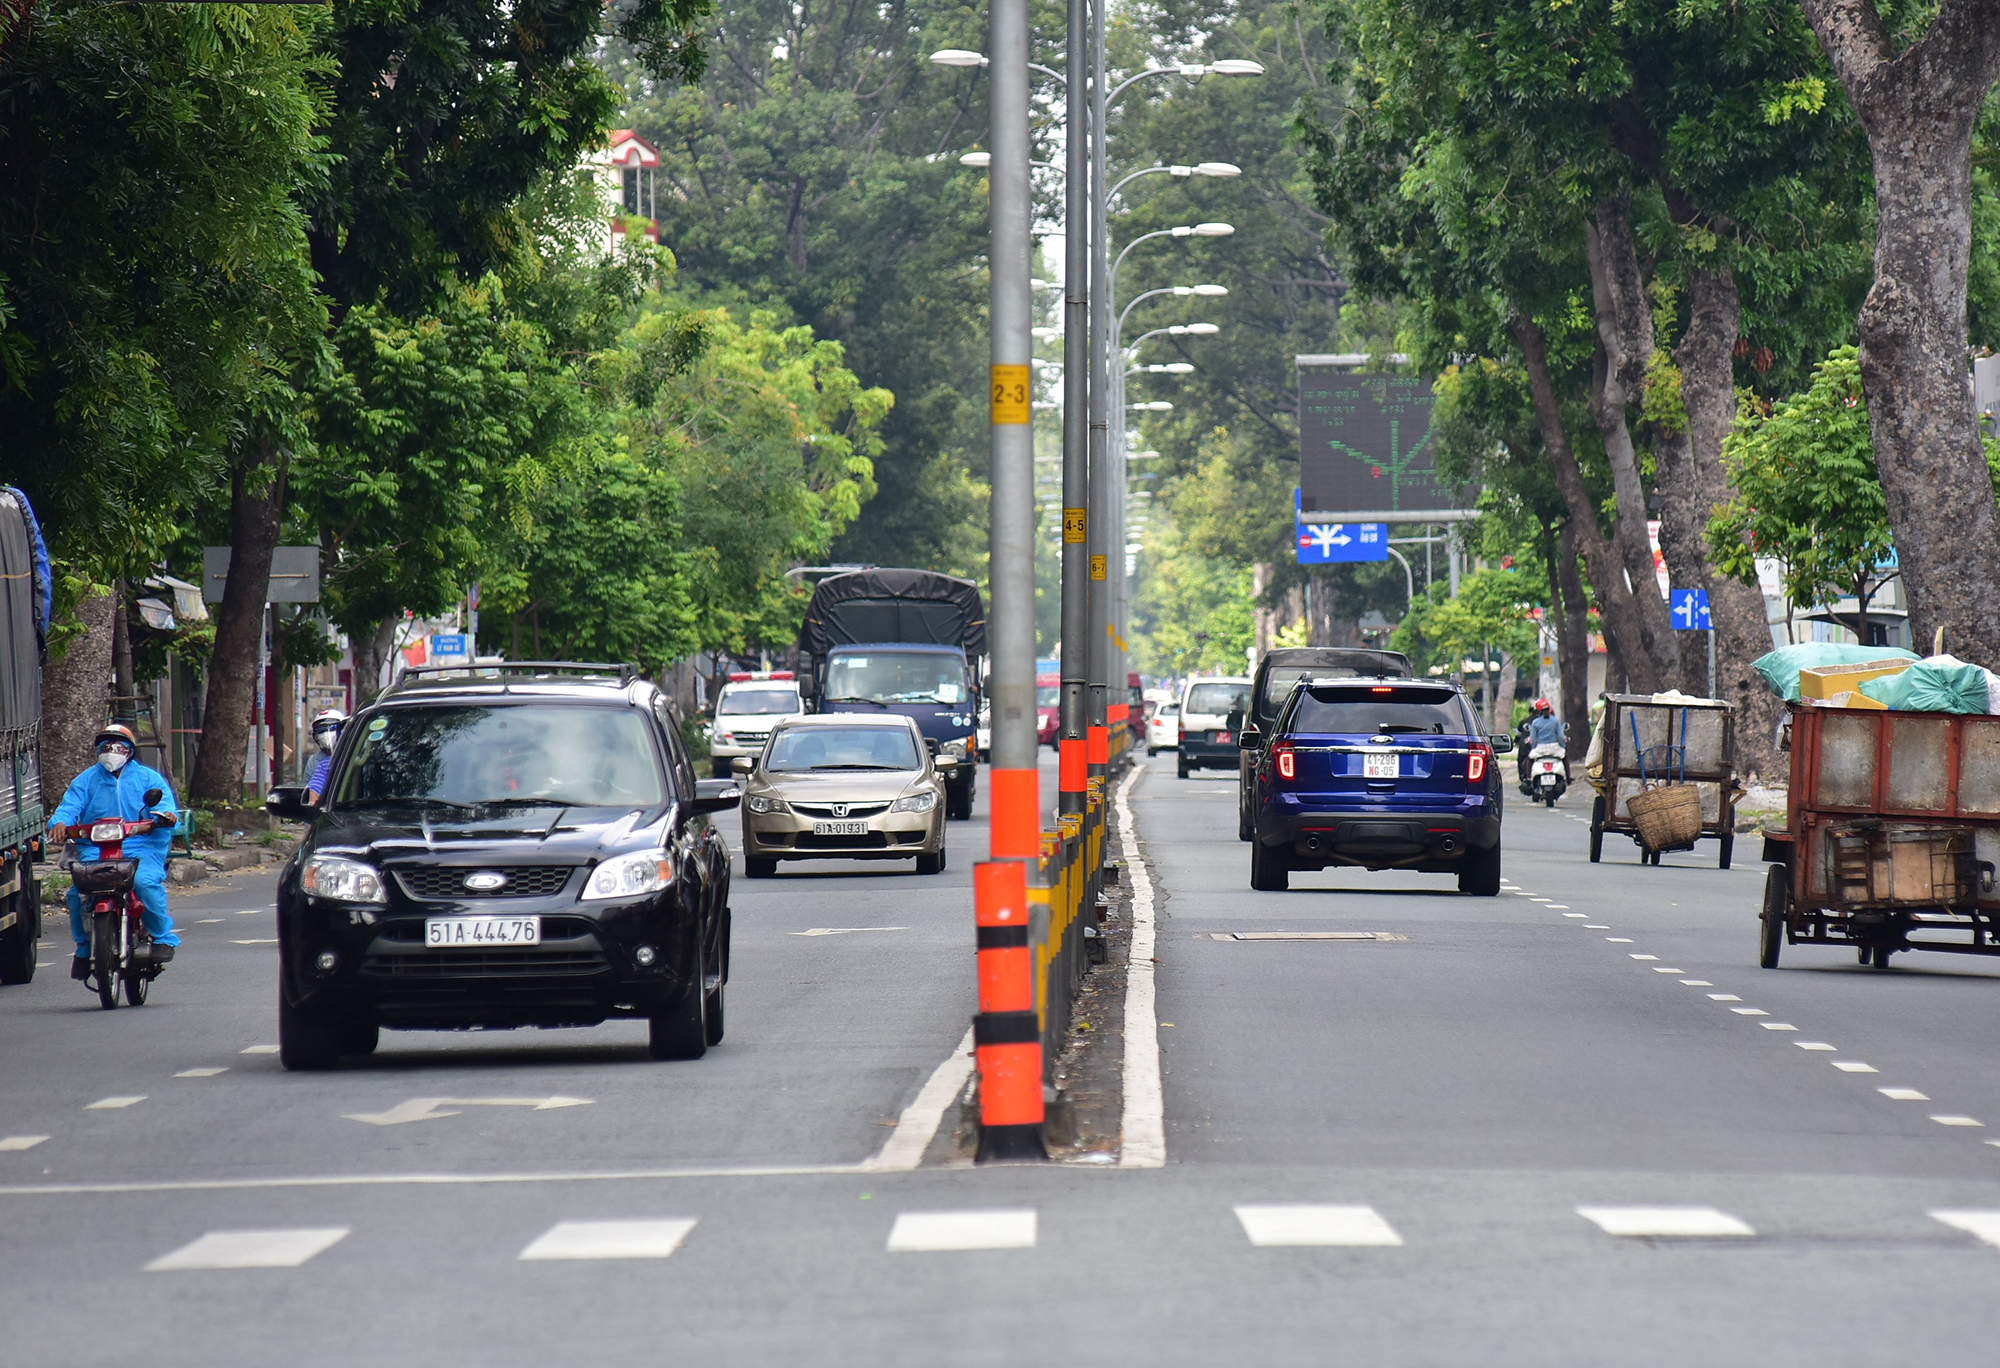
top-left (1235, 1204), bottom-right (1403, 1247)
top-left (147, 1228), bottom-right (349, 1271)
top-left (887, 1209), bottom-right (1036, 1252)
top-left (1577, 1206), bottom-right (1754, 1238)
top-left (518, 1219), bottom-right (697, 1261)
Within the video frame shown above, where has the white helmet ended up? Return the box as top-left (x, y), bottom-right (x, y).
top-left (311, 708), bottom-right (347, 752)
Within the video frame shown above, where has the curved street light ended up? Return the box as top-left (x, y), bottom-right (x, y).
top-left (1128, 400), bottom-right (1174, 412)
top-left (1109, 161), bottom-right (1242, 199)
top-left (1109, 222), bottom-right (1234, 294)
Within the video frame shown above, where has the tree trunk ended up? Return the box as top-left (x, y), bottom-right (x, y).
top-left (1514, 315), bottom-right (1664, 693)
top-left (1582, 197), bottom-right (1680, 686)
top-left (40, 585), bottom-right (115, 802)
top-left (350, 617), bottom-right (398, 707)
top-left (1555, 517), bottom-right (1592, 760)
top-left (188, 449), bottom-right (283, 803)
top-left (1799, 0), bottom-right (2000, 663)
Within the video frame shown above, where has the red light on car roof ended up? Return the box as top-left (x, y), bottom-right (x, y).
top-left (768, 671), bottom-right (794, 680)
top-left (727, 672), bottom-right (752, 681)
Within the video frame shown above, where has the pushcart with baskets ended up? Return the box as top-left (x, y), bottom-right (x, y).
top-left (1587, 693), bottom-right (1741, 868)
top-left (1758, 701), bottom-right (2000, 970)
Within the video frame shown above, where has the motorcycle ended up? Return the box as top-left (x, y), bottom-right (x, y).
top-left (64, 788), bottom-right (173, 1010)
top-left (1528, 743), bottom-right (1568, 807)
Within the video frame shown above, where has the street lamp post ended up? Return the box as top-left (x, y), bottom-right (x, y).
top-left (973, 0), bottom-right (1045, 1165)
top-left (1057, 0), bottom-right (1091, 820)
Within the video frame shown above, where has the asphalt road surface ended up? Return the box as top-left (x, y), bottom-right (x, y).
top-left (9, 750), bottom-right (2000, 1365)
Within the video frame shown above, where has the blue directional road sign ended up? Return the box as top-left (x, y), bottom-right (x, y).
top-left (431, 633), bottom-right (470, 657)
top-left (1296, 522), bottom-right (1389, 564)
top-left (1669, 588), bottom-right (1711, 631)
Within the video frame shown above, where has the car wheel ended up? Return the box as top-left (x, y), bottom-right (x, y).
top-left (1458, 842), bottom-right (1502, 896)
top-left (279, 990), bottom-right (342, 1071)
top-left (946, 777), bottom-right (974, 821)
top-left (1238, 795), bottom-right (1254, 842)
top-left (649, 945), bottom-right (709, 1061)
top-left (1249, 839), bottom-right (1289, 892)
top-left (744, 856), bottom-right (778, 879)
top-left (338, 1020), bottom-right (380, 1056)
top-left (1177, 757), bottom-right (1191, 780)
top-left (915, 848), bottom-right (946, 875)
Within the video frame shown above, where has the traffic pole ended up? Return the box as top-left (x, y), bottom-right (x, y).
top-left (976, 0), bottom-right (1045, 1163)
top-left (1085, 0), bottom-right (1110, 802)
top-left (1056, 0), bottom-right (1090, 823)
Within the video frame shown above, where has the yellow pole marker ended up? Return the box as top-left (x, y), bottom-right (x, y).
top-left (991, 364), bottom-right (1031, 424)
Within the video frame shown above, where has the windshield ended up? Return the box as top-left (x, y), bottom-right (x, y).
top-left (332, 705), bottom-right (667, 808)
top-left (1036, 685), bottom-right (1060, 707)
top-left (825, 652), bottom-right (967, 705)
top-left (718, 688), bottom-right (800, 716)
top-left (766, 726), bottom-right (923, 772)
top-left (1185, 682), bottom-right (1250, 717)
top-left (1259, 666), bottom-right (1367, 719)
top-left (1289, 686), bottom-right (1471, 736)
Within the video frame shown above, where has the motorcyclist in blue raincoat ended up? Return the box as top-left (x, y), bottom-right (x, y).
top-left (47, 725), bottom-right (181, 979)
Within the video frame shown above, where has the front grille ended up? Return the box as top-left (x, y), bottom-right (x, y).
top-left (792, 802), bottom-right (889, 818)
top-left (796, 832), bottom-right (889, 850)
top-left (394, 866), bottom-right (576, 900)
top-left (724, 730), bottom-right (769, 745)
top-left (360, 950), bottom-right (608, 979)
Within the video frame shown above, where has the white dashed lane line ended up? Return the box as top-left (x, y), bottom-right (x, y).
top-left (1578, 1206), bottom-right (1754, 1238)
top-left (886, 1209), bottom-right (1037, 1252)
top-left (1796, 1042), bottom-right (1837, 1051)
top-left (84, 1096), bottom-right (145, 1110)
top-left (240, 1045), bottom-right (279, 1055)
top-left (147, 1228), bottom-right (349, 1272)
top-left (1933, 1116), bottom-right (1986, 1128)
top-left (1880, 1088), bottom-right (1930, 1101)
top-left (518, 1219), bottom-right (696, 1261)
top-left (1235, 1205), bottom-right (1403, 1247)
top-left (0, 1136), bottom-right (48, 1151)
top-left (1834, 1062), bottom-right (1878, 1073)
top-left (175, 1067), bottom-right (228, 1078)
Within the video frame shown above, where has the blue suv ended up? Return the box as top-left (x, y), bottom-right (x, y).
top-left (1242, 678), bottom-right (1510, 895)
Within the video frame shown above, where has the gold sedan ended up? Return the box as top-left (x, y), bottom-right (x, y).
top-left (734, 715), bottom-right (956, 878)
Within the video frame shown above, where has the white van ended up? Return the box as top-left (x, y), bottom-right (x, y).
top-left (709, 674), bottom-right (804, 778)
top-left (1177, 676), bottom-right (1252, 779)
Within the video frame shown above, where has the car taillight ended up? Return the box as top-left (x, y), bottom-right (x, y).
top-left (1178, 724), bottom-right (1186, 742)
top-left (1274, 743), bottom-right (1296, 782)
top-left (1467, 742), bottom-right (1492, 785)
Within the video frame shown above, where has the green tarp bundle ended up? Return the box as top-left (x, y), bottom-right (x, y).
top-left (1751, 643), bottom-right (1917, 703)
top-left (1858, 657), bottom-right (1993, 713)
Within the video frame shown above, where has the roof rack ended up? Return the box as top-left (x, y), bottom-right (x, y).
top-left (385, 661), bottom-right (642, 695)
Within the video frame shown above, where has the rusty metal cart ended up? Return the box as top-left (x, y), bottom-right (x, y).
top-left (1759, 702), bottom-right (2000, 969)
top-left (1588, 694), bottom-right (1741, 868)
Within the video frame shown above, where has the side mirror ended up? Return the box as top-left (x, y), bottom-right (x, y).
top-left (1226, 708), bottom-right (1246, 733)
top-left (266, 785), bottom-right (317, 822)
top-left (730, 755), bottom-right (755, 775)
top-left (142, 787), bottom-right (163, 807)
top-left (935, 754), bottom-right (961, 772)
top-left (1489, 735), bottom-right (1515, 754)
top-left (797, 665), bottom-right (816, 700)
top-left (1238, 725), bottom-right (1262, 750)
top-left (691, 779), bottom-right (742, 814)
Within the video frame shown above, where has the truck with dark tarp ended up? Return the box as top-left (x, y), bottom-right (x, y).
top-left (797, 568), bottom-right (985, 821)
top-left (0, 486), bottom-right (50, 984)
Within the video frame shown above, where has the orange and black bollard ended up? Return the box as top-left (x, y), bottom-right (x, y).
top-left (973, 858), bottom-right (1046, 1161)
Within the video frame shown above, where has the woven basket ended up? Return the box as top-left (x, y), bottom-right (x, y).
top-left (1628, 782), bottom-right (1703, 850)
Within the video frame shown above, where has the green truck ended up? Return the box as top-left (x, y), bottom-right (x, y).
top-left (0, 486), bottom-right (48, 984)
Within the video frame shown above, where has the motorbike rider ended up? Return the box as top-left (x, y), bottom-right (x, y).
top-left (46, 724), bottom-right (180, 980)
top-left (1528, 698), bottom-right (1565, 750)
top-left (304, 708), bottom-right (345, 804)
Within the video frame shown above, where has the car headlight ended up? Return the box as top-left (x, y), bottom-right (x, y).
top-left (941, 739), bottom-right (969, 758)
top-left (745, 795), bottom-right (789, 814)
top-left (582, 849), bottom-right (675, 900)
top-left (891, 791), bottom-right (938, 814)
top-left (301, 855), bottom-right (387, 904)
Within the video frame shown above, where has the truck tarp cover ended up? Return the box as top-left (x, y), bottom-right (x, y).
top-left (799, 569), bottom-right (987, 657)
top-left (0, 489), bottom-right (41, 735)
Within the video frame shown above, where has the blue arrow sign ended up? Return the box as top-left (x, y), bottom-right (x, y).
top-left (1296, 522), bottom-right (1389, 564)
top-left (1669, 588), bottom-right (1711, 631)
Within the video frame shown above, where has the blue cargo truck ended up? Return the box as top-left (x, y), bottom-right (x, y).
top-left (797, 568), bottom-right (984, 821)
top-left (0, 487), bottom-right (50, 985)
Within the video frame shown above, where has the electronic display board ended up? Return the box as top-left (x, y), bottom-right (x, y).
top-left (1298, 370), bottom-right (1462, 516)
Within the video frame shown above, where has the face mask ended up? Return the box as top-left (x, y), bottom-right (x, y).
top-left (316, 731), bottom-right (337, 752)
top-left (99, 750), bottom-right (129, 774)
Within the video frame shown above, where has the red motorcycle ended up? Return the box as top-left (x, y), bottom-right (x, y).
top-left (64, 787), bottom-right (173, 1010)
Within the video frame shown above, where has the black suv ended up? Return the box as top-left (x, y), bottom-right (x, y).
top-left (267, 663), bottom-right (739, 1070)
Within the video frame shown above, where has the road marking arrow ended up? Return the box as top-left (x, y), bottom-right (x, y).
top-left (343, 1097), bottom-right (593, 1126)
top-left (790, 927), bottom-right (908, 937)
